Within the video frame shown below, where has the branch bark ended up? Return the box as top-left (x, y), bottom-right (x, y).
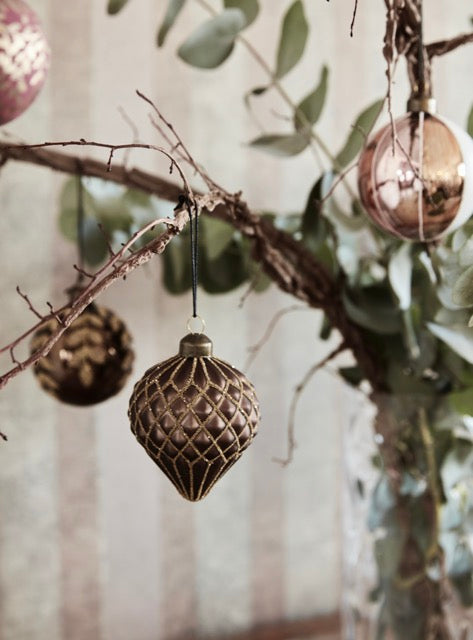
top-left (0, 141), bottom-right (387, 392)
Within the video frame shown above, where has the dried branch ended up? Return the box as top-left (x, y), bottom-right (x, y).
top-left (0, 137), bottom-right (387, 394)
top-left (0, 198), bottom-right (225, 390)
top-left (426, 32), bottom-right (473, 59)
top-left (350, 0), bottom-right (359, 37)
top-left (244, 305), bottom-right (312, 372)
top-left (274, 342), bottom-right (348, 467)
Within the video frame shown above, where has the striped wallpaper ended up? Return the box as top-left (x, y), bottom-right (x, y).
top-left (0, 1), bottom-right (471, 639)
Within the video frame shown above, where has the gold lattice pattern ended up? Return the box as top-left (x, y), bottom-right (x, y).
top-left (31, 304), bottom-right (134, 406)
top-left (129, 355), bottom-right (260, 501)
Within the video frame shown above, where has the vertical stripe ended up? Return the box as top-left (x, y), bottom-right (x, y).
top-left (193, 290), bottom-right (252, 638)
top-left (157, 286), bottom-right (198, 640)
top-left (95, 272), bottom-right (161, 640)
top-left (0, 0), bottom-right (60, 636)
top-left (49, 2), bottom-right (102, 639)
top-left (247, 290), bottom-right (285, 625)
top-left (283, 312), bottom-right (342, 619)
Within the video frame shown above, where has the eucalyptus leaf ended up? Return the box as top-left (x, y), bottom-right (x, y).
top-left (82, 218), bottom-right (109, 266)
top-left (224, 0), bottom-right (259, 27)
top-left (452, 264), bottom-right (473, 307)
top-left (199, 238), bottom-right (250, 293)
top-left (178, 9), bottom-right (246, 69)
top-left (427, 322), bottom-right (473, 365)
top-left (450, 389), bottom-right (473, 416)
top-left (343, 287), bottom-right (402, 335)
top-left (335, 99), bottom-right (384, 168)
top-left (275, 0), bottom-right (308, 79)
top-left (58, 177), bottom-right (97, 241)
top-left (157, 0), bottom-right (187, 47)
top-left (107, 0), bottom-right (129, 15)
top-left (338, 365), bottom-right (364, 387)
top-left (388, 244), bottom-right (413, 310)
top-left (294, 66), bottom-right (328, 131)
top-left (441, 442), bottom-right (473, 491)
top-left (249, 132), bottom-right (308, 157)
top-left (468, 104), bottom-right (473, 138)
top-left (368, 476), bottom-right (396, 531)
top-left (201, 216), bottom-right (235, 260)
top-left (300, 172), bottom-right (332, 252)
top-left (162, 233), bottom-right (191, 294)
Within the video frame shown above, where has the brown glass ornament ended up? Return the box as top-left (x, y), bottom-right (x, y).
top-left (31, 301), bottom-right (134, 406)
top-left (128, 333), bottom-right (260, 501)
top-left (358, 111), bottom-right (473, 241)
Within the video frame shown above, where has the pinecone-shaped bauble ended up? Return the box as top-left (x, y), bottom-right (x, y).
top-left (128, 333), bottom-right (260, 501)
top-left (31, 301), bottom-right (134, 406)
top-left (0, 0), bottom-right (50, 125)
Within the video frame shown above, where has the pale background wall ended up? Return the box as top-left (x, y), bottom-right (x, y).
top-left (0, 2), bottom-right (471, 639)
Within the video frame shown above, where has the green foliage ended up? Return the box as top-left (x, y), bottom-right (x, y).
top-left (294, 65), bottom-right (329, 131)
top-left (157, 0), bottom-right (187, 47)
top-left (223, 0), bottom-right (259, 27)
top-left (177, 9), bottom-right (246, 68)
top-left (335, 99), bottom-right (384, 168)
top-left (58, 177), bottom-right (166, 266)
top-left (107, 0), bottom-right (129, 14)
top-left (468, 104), bottom-right (473, 137)
top-left (249, 133), bottom-right (309, 156)
top-left (275, 0), bottom-right (308, 79)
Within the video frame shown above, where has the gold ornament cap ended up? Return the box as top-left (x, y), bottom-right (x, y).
top-left (179, 333), bottom-right (213, 357)
top-left (407, 96), bottom-right (437, 114)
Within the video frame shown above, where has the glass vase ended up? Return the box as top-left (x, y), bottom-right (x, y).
top-left (342, 393), bottom-right (473, 640)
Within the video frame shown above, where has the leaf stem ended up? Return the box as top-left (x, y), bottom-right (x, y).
top-left (193, 0), bottom-right (350, 178)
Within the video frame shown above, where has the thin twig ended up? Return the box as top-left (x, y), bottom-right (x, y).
top-left (16, 286), bottom-right (43, 320)
top-left (350, 0), bottom-right (359, 37)
top-left (273, 342), bottom-right (348, 466)
top-left (244, 305), bottom-right (311, 372)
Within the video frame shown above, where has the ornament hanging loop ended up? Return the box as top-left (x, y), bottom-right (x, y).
top-left (76, 166), bottom-right (86, 284)
top-left (187, 314), bottom-right (206, 335)
top-left (183, 196), bottom-right (200, 319)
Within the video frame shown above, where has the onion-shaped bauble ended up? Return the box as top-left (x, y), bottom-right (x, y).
top-left (358, 112), bottom-right (473, 241)
top-left (128, 333), bottom-right (260, 502)
top-left (31, 302), bottom-right (134, 406)
top-left (0, 0), bottom-right (50, 124)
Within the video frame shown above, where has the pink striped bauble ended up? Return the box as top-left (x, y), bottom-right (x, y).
top-left (0, 0), bottom-right (50, 125)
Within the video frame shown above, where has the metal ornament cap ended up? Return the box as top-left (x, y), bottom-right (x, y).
top-left (128, 338), bottom-right (260, 502)
top-left (179, 333), bottom-right (213, 357)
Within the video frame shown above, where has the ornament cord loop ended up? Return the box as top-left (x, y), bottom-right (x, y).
top-left (76, 173), bottom-right (86, 283)
top-left (187, 198), bottom-right (199, 319)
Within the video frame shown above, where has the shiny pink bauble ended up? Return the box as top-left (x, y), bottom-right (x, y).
top-left (0, 0), bottom-right (50, 125)
top-left (358, 112), bottom-right (473, 241)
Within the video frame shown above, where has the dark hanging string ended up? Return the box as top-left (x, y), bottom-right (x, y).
top-left (76, 174), bottom-right (86, 282)
top-left (187, 199), bottom-right (199, 318)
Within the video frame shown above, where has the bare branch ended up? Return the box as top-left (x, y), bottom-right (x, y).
top-left (273, 342), bottom-right (348, 466)
top-left (244, 305), bottom-right (312, 372)
top-left (350, 0), bottom-right (359, 37)
top-left (0, 208), bottom-right (220, 390)
top-left (427, 32), bottom-right (473, 59)
top-left (16, 286), bottom-right (44, 320)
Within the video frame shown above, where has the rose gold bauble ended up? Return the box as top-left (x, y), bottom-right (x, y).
top-left (0, 0), bottom-right (50, 125)
top-left (358, 111), bottom-right (473, 241)
top-left (31, 302), bottom-right (134, 406)
top-left (128, 333), bottom-right (260, 501)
